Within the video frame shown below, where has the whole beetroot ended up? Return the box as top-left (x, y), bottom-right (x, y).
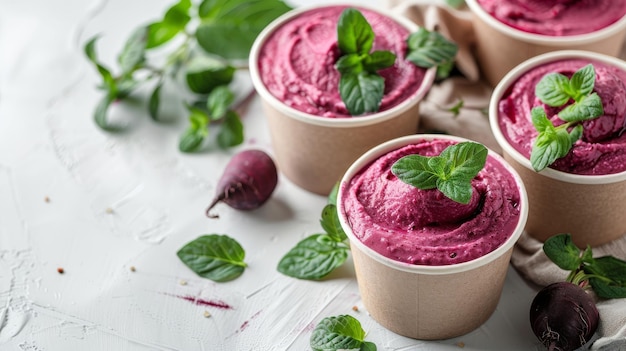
top-left (530, 282), bottom-right (599, 351)
top-left (206, 149), bottom-right (278, 218)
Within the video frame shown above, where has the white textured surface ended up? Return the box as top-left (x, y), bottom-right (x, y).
top-left (0, 0), bottom-right (545, 350)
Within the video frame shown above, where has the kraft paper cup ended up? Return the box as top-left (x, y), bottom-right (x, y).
top-left (337, 134), bottom-right (528, 340)
top-left (465, 0), bottom-right (626, 86)
top-left (489, 50), bottom-right (626, 248)
top-left (249, 5), bottom-right (436, 196)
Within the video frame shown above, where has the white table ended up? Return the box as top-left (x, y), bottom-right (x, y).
top-left (0, 0), bottom-right (542, 349)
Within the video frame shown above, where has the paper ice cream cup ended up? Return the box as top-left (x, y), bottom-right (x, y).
top-left (337, 134), bottom-right (528, 340)
top-left (249, 4), bottom-right (436, 195)
top-left (465, 0), bottom-right (626, 86)
top-left (489, 50), bottom-right (626, 248)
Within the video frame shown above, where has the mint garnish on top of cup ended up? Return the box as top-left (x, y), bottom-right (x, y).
top-left (391, 141), bottom-right (488, 204)
top-left (335, 8), bottom-right (458, 116)
top-left (530, 64), bottom-right (604, 172)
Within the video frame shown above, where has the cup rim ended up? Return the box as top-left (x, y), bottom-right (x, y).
top-left (465, 0), bottom-right (626, 45)
top-left (489, 50), bottom-right (626, 184)
top-left (248, 3), bottom-right (436, 128)
top-left (337, 134), bottom-right (529, 275)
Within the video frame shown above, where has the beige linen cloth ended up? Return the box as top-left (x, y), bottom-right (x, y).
top-left (388, 1), bottom-right (626, 349)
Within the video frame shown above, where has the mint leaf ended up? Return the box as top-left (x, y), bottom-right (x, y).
top-left (328, 182), bottom-right (340, 206)
top-left (530, 106), bottom-right (552, 133)
top-left (530, 125), bottom-right (572, 172)
top-left (363, 50), bottom-right (397, 72)
top-left (148, 82), bottom-right (162, 120)
top-left (558, 93), bottom-right (603, 122)
top-left (118, 26), bottom-right (149, 76)
top-left (84, 36), bottom-right (117, 95)
top-left (216, 110), bottom-right (243, 148)
top-left (196, 0), bottom-right (292, 60)
top-left (207, 85), bottom-right (234, 120)
top-left (277, 234), bottom-right (349, 280)
top-left (176, 234), bottom-right (247, 282)
top-left (337, 8), bottom-right (374, 55)
top-left (446, 0), bottom-right (465, 8)
top-left (310, 315), bottom-right (375, 351)
top-left (185, 56), bottom-right (235, 94)
top-left (339, 72), bottom-right (384, 116)
top-left (335, 8), bottom-right (395, 115)
top-left (406, 28), bottom-right (458, 69)
top-left (569, 64), bottom-right (595, 100)
top-left (179, 107), bottom-right (209, 152)
top-left (391, 141), bottom-right (487, 204)
top-left (542, 234), bottom-right (582, 271)
top-left (535, 72), bottom-right (572, 107)
top-left (320, 204), bottom-right (347, 242)
top-left (94, 95), bottom-right (115, 131)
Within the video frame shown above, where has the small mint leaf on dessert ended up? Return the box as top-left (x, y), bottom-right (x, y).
top-left (391, 141), bottom-right (487, 204)
top-left (558, 92), bottom-right (603, 122)
top-left (310, 315), bottom-right (376, 351)
top-left (530, 64), bottom-right (604, 171)
top-left (335, 8), bottom-right (395, 115)
top-left (535, 72), bottom-right (572, 107)
top-left (405, 27), bottom-right (458, 78)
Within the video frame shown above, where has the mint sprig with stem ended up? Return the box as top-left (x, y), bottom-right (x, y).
top-left (84, 0), bottom-right (291, 152)
top-left (543, 233), bottom-right (626, 299)
top-left (530, 64), bottom-right (604, 171)
top-left (335, 8), bottom-right (397, 116)
top-left (335, 9), bottom-right (458, 116)
top-left (391, 141), bottom-right (488, 204)
top-left (278, 183), bottom-right (350, 280)
top-left (310, 315), bottom-right (377, 351)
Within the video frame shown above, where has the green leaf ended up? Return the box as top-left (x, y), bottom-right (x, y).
top-left (320, 204), bottom-right (347, 242)
top-left (337, 8), bottom-right (374, 55)
top-left (176, 234), bottom-right (247, 282)
top-left (530, 125), bottom-right (572, 172)
top-left (185, 56), bottom-right (235, 94)
top-left (448, 99), bottom-right (464, 117)
top-left (339, 71), bottom-right (384, 115)
top-left (558, 93), bottom-right (604, 122)
top-left (146, 0), bottom-right (192, 48)
top-left (361, 341), bottom-right (377, 351)
top-left (207, 85), bottom-right (234, 120)
top-left (216, 110), bottom-right (243, 148)
top-left (94, 95), bottom-right (115, 130)
top-left (436, 60), bottom-right (455, 80)
top-left (569, 64), bottom-right (595, 100)
top-left (406, 28), bottom-right (458, 69)
top-left (179, 107), bottom-right (209, 152)
top-left (446, 0), bottom-right (465, 8)
top-left (148, 82), bottom-right (162, 121)
top-left (542, 234), bottom-right (582, 271)
top-left (535, 72), bottom-right (572, 107)
top-left (530, 106), bottom-right (552, 133)
top-left (84, 36), bottom-right (117, 94)
top-left (590, 256), bottom-right (626, 283)
top-left (391, 154), bottom-right (439, 190)
top-left (277, 234), bottom-right (349, 280)
top-left (391, 142), bottom-right (487, 204)
top-left (335, 53), bottom-right (365, 75)
top-left (588, 278), bottom-right (626, 299)
top-left (310, 315), bottom-right (369, 351)
top-left (362, 50), bottom-right (396, 72)
top-left (118, 26), bottom-right (148, 76)
top-left (196, 0), bottom-right (292, 60)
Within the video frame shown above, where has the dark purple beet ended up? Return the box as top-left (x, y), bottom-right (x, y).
top-left (206, 149), bottom-right (278, 218)
top-left (530, 282), bottom-right (599, 351)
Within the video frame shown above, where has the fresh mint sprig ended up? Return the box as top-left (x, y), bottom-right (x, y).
top-left (405, 27), bottom-right (458, 80)
top-left (310, 315), bottom-right (377, 351)
top-left (176, 234), bottom-right (247, 282)
top-left (335, 8), bottom-right (396, 116)
top-left (530, 64), bottom-right (604, 171)
top-left (84, 0), bottom-right (291, 151)
top-left (391, 141), bottom-right (487, 204)
top-left (278, 184), bottom-right (350, 280)
top-left (543, 233), bottom-right (626, 299)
